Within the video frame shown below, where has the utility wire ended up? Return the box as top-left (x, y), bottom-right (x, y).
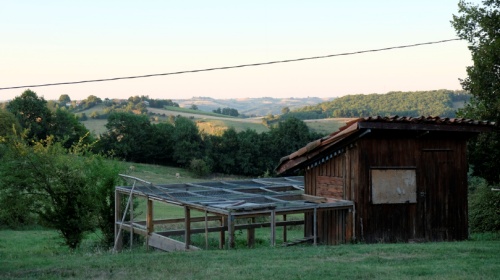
top-left (0, 38), bottom-right (461, 90)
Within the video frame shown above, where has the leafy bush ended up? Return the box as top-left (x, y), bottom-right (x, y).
top-left (189, 158), bottom-right (211, 177)
top-left (0, 134), bottom-right (123, 249)
top-left (469, 176), bottom-right (500, 233)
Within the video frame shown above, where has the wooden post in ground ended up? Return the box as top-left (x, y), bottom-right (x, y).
top-left (114, 190), bottom-right (123, 251)
top-left (270, 210), bottom-right (276, 247)
top-left (130, 193), bottom-right (134, 248)
top-left (219, 216), bottom-right (226, 249)
top-left (247, 217), bottom-right (255, 248)
top-left (204, 210), bottom-right (209, 250)
top-left (313, 207), bottom-right (317, 246)
top-left (184, 206), bottom-right (191, 250)
top-left (146, 198), bottom-right (153, 250)
top-left (283, 214), bottom-right (288, 243)
top-left (228, 214), bottom-right (235, 249)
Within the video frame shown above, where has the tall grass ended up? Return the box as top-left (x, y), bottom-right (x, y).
top-left (1, 229), bottom-right (499, 279)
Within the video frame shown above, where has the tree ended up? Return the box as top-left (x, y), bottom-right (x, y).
top-left (58, 94), bottom-right (71, 105)
top-left (98, 112), bottom-right (153, 162)
top-left (190, 104), bottom-right (198, 110)
top-left (452, 0), bottom-right (500, 185)
top-left (172, 117), bottom-right (202, 166)
top-left (6, 89), bottom-right (52, 141)
top-left (51, 108), bottom-right (91, 148)
top-left (281, 107), bottom-right (290, 115)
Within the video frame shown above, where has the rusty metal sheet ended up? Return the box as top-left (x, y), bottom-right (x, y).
top-left (371, 169), bottom-right (416, 204)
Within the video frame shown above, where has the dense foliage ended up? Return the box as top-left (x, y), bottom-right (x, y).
top-left (97, 113), bottom-right (320, 176)
top-left (453, 0), bottom-right (500, 186)
top-left (275, 90), bottom-right (469, 121)
top-left (212, 107), bottom-right (239, 117)
top-left (452, 0), bottom-right (500, 234)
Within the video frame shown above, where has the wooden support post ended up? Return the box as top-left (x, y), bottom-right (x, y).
top-left (114, 190), bottom-right (123, 252)
top-left (247, 217), bottom-right (255, 248)
top-left (184, 206), bottom-right (191, 250)
top-left (313, 207), bottom-right (317, 246)
top-left (228, 214), bottom-right (235, 249)
top-left (205, 210), bottom-right (209, 250)
top-left (270, 210), bottom-right (276, 247)
top-left (283, 214), bottom-right (288, 243)
top-left (146, 198), bottom-right (153, 250)
top-left (219, 217), bottom-right (226, 249)
top-left (130, 193), bottom-right (134, 248)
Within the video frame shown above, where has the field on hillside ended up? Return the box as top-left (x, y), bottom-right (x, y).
top-left (79, 104), bottom-right (351, 136)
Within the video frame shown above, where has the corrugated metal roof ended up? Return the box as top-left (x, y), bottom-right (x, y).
top-left (276, 116), bottom-right (497, 174)
top-left (116, 176), bottom-right (354, 214)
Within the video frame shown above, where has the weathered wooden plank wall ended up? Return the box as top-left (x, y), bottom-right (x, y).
top-left (305, 131), bottom-right (469, 244)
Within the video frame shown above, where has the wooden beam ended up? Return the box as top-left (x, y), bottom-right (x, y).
top-left (117, 222), bottom-right (148, 236)
top-left (283, 215), bottom-right (287, 243)
top-left (270, 210), bottom-right (276, 247)
top-left (184, 206), bottom-right (191, 250)
top-left (148, 233), bottom-right (199, 252)
top-left (114, 190), bottom-right (123, 252)
top-left (130, 193), bottom-right (134, 248)
top-left (146, 198), bottom-right (153, 250)
top-left (156, 220), bottom-right (305, 236)
top-left (204, 210), bottom-right (209, 250)
top-left (313, 207), bottom-right (317, 246)
top-left (219, 217), bottom-right (226, 249)
top-left (247, 217), bottom-right (255, 248)
top-left (228, 214), bottom-right (235, 249)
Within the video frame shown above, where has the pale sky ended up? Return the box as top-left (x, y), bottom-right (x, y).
top-left (0, 0), bottom-right (479, 101)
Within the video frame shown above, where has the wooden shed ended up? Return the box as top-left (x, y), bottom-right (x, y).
top-left (276, 116), bottom-right (496, 244)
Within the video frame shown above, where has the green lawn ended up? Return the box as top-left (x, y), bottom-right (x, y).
top-left (1, 229), bottom-right (499, 279)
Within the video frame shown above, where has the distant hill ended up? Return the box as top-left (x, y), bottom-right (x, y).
top-left (280, 90), bottom-right (470, 120)
top-left (173, 96), bottom-right (333, 117)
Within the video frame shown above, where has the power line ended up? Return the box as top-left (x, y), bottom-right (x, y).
top-left (0, 38), bottom-right (461, 91)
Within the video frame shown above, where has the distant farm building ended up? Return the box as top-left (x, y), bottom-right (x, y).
top-left (276, 116), bottom-right (496, 244)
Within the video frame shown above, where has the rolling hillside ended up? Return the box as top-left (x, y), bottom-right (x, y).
top-left (173, 96), bottom-right (333, 116)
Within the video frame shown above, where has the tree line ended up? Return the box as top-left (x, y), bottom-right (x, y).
top-left (97, 110), bottom-right (320, 177)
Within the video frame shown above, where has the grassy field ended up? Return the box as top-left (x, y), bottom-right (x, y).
top-left (1, 163), bottom-right (500, 279)
top-left (1, 229), bottom-right (499, 279)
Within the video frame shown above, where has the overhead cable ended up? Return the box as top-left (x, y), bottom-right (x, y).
top-left (0, 38), bottom-right (461, 90)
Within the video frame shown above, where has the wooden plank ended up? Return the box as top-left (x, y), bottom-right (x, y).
top-left (148, 233), bottom-right (200, 252)
top-left (116, 222), bottom-right (148, 236)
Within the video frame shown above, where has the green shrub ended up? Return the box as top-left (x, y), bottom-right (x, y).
top-left (189, 158), bottom-right (211, 178)
top-left (469, 176), bottom-right (500, 233)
